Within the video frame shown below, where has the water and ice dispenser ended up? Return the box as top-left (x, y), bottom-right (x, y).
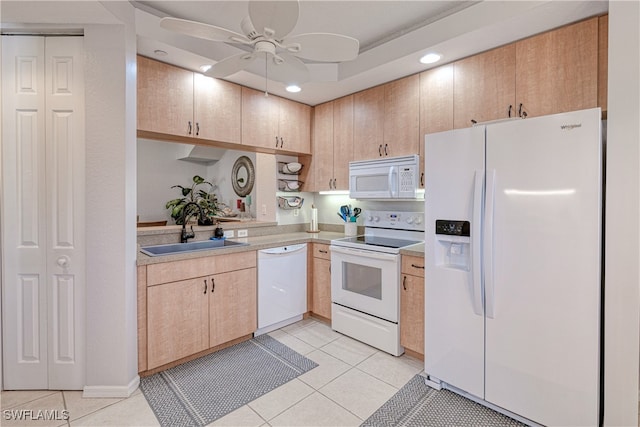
top-left (435, 220), bottom-right (471, 270)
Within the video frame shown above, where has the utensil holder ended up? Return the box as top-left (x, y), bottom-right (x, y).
top-left (344, 222), bottom-right (357, 236)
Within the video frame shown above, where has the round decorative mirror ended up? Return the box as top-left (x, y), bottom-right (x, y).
top-left (231, 156), bottom-right (255, 197)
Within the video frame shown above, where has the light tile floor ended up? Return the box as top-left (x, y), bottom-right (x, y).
top-left (0, 318), bottom-right (424, 427)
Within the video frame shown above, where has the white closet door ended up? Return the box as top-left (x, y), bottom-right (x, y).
top-left (2, 35), bottom-right (85, 390)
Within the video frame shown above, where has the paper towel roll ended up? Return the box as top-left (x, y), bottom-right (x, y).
top-left (310, 207), bottom-right (318, 232)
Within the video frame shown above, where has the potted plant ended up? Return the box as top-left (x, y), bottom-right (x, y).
top-left (165, 175), bottom-right (219, 225)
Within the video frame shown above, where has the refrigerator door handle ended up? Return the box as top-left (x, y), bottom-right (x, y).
top-left (471, 170), bottom-right (484, 316)
top-left (484, 169), bottom-right (496, 319)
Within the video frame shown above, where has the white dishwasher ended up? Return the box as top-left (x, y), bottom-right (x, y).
top-left (256, 243), bottom-right (307, 335)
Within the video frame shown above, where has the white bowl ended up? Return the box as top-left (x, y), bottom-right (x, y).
top-left (283, 162), bottom-right (302, 173)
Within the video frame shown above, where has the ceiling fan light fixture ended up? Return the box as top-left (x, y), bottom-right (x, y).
top-left (286, 85), bottom-right (301, 93)
top-left (420, 52), bottom-right (442, 64)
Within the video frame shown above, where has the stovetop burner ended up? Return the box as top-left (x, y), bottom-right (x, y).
top-left (331, 210), bottom-right (425, 254)
top-left (334, 235), bottom-right (422, 250)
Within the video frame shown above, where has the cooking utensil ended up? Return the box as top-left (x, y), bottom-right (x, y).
top-left (353, 207), bottom-right (361, 218)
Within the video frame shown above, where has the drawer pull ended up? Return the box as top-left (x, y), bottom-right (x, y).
top-left (402, 275), bottom-right (407, 291)
top-left (211, 278), bottom-right (215, 293)
top-left (318, 250), bottom-right (328, 254)
top-left (203, 279), bottom-right (207, 294)
top-left (411, 263), bottom-right (425, 269)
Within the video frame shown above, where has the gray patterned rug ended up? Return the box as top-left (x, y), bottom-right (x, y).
top-left (362, 375), bottom-right (526, 427)
top-left (140, 334), bottom-right (317, 427)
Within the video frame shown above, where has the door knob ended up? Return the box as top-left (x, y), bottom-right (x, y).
top-left (56, 255), bottom-right (71, 268)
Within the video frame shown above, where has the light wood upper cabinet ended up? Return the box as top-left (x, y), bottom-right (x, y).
top-left (312, 101), bottom-right (334, 192)
top-left (209, 267), bottom-right (257, 348)
top-left (598, 15), bottom-right (608, 114)
top-left (147, 276), bottom-right (210, 369)
top-left (353, 85), bottom-right (385, 160)
top-left (279, 97), bottom-right (312, 153)
top-left (420, 65), bottom-right (454, 136)
top-left (242, 87), bottom-right (311, 153)
top-left (419, 64), bottom-right (454, 187)
top-left (453, 44), bottom-right (517, 129)
top-left (137, 56), bottom-right (242, 144)
top-left (384, 75), bottom-right (420, 157)
top-left (194, 73), bottom-right (241, 144)
top-left (242, 87), bottom-right (280, 149)
top-left (515, 17), bottom-right (598, 118)
top-left (137, 55), bottom-right (194, 137)
top-left (332, 95), bottom-right (354, 190)
top-left (312, 95), bottom-right (354, 191)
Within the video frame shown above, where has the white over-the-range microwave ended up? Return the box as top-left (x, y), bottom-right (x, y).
top-left (349, 154), bottom-right (423, 200)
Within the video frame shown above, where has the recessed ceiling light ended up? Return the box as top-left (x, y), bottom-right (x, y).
top-left (286, 85), bottom-right (301, 93)
top-left (420, 53), bottom-right (441, 64)
top-left (200, 65), bottom-right (212, 73)
top-left (153, 49), bottom-right (168, 57)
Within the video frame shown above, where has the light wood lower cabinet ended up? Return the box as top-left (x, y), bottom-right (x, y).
top-left (311, 243), bottom-right (332, 319)
top-left (147, 276), bottom-right (210, 369)
top-left (209, 268), bottom-right (257, 347)
top-left (141, 251), bottom-right (257, 372)
top-left (401, 255), bottom-right (425, 357)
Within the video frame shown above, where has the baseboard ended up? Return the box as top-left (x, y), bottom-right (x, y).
top-left (83, 375), bottom-right (140, 398)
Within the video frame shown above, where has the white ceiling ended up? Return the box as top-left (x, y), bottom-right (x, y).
top-left (1, 1), bottom-right (608, 106)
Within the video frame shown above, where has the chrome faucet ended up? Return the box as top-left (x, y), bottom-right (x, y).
top-left (180, 202), bottom-right (205, 243)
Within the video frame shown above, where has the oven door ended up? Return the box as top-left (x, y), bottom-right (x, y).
top-left (330, 245), bottom-right (400, 322)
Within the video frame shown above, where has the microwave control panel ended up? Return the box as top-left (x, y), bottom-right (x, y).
top-left (399, 166), bottom-right (416, 192)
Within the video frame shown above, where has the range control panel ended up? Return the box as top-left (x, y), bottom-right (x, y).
top-left (435, 220), bottom-right (470, 237)
top-left (364, 210), bottom-right (424, 231)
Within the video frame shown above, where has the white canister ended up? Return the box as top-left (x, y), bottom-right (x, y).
top-left (344, 222), bottom-right (357, 236)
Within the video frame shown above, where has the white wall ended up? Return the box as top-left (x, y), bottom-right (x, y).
top-left (604, 1), bottom-right (640, 425)
top-left (83, 2), bottom-right (139, 396)
top-left (137, 139), bottom-right (210, 222)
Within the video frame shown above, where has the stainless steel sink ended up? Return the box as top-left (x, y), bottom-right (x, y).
top-left (140, 239), bottom-right (248, 257)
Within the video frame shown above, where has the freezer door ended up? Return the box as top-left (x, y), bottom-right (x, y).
top-left (424, 126), bottom-right (485, 399)
top-left (484, 108), bottom-right (601, 426)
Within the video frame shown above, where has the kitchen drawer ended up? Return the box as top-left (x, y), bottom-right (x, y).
top-left (147, 250), bottom-right (257, 286)
top-left (401, 255), bottom-right (425, 277)
top-left (312, 243), bottom-right (331, 260)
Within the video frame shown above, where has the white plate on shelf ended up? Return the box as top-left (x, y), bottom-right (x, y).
top-left (282, 162), bottom-right (302, 174)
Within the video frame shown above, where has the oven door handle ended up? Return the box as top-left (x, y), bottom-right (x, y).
top-left (330, 245), bottom-right (398, 261)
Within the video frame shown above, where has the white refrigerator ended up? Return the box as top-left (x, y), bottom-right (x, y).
top-left (424, 108), bottom-right (602, 426)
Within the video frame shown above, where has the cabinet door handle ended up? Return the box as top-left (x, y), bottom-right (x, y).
top-left (211, 277), bottom-right (215, 293)
top-left (319, 249), bottom-right (328, 254)
top-left (508, 104), bottom-right (513, 118)
top-left (280, 137), bottom-right (284, 148)
top-left (518, 103), bottom-right (528, 119)
top-left (420, 172), bottom-right (424, 187)
top-left (275, 136), bottom-right (279, 147)
top-left (470, 119), bottom-right (477, 125)
top-left (402, 275), bottom-right (407, 291)
top-left (378, 144), bottom-right (382, 156)
top-left (195, 122), bottom-right (200, 136)
top-left (332, 178), bottom-right (337, 189)
top-left (203, 279), bottom-right (207, 294)
top-left (411, 263), bottom-right (425, 269)
top-left (384, 143), bottom-right (388, 156)
top-left (188, 121), bottom-right (192, 135)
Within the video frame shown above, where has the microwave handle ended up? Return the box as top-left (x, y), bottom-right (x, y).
top-left (388, 167), bottom-right (397, 197)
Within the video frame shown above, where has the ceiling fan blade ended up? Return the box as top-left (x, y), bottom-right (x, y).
top-left (267, 52), bottom-right (310, 84)
top-left (206, 53), bottom-right (256, 78)
top-left (160, 17), bottom-right (250, 44)
top-left (284, 33), bottom-right (360, 62)
top-left (248, 0), bottom-right (299, 39)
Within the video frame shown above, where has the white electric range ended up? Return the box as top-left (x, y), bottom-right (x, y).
top-left (330, 210), bottom-right (424, 356)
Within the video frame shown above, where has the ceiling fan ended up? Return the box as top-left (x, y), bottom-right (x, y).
top-left (160, 0), bottom-right (360, 85)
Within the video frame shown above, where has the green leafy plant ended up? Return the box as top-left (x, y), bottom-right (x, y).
top-left (165, 175), bottom-right (219, 225)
